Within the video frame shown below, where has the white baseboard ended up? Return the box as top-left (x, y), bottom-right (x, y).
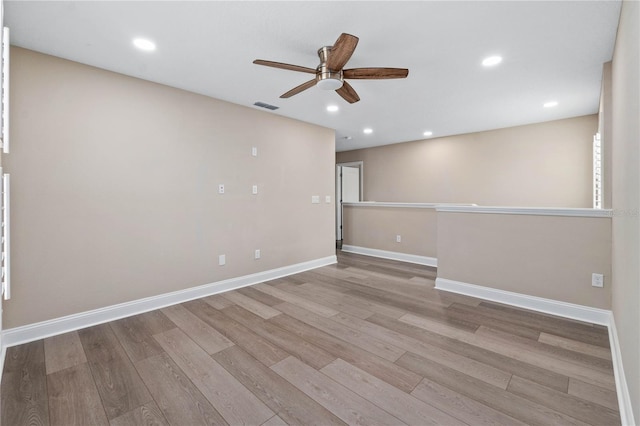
top-left (1, 255), bottom-right (336, 348)
top-left (341, 245), bottom-right (437, 267)
top-left (0, 341), bottom-right (5, 385)
top-left (608, 314), bottom-right (636, 426)
top-left (435, 277), bottom-right (635, 424)
top-left (434, 277), bottom-right (611, 325)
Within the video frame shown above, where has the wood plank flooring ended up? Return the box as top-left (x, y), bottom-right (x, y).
top-left (1, 251), bottom-right (620, 425)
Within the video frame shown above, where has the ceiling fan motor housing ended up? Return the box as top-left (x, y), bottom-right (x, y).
top-left (316, 46), bottom-right (344, 90)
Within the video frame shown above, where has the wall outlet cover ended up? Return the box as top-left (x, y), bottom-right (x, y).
top-left (592, 273), bottom-right (604, 288)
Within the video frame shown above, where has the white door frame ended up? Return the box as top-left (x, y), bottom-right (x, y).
top-left (336, 161), bottom-right (364, 241)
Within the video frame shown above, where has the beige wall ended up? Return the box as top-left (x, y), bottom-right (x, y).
top-left (437, 212), bottom-right (612, 309)
top-left (337, 115), bottom-right (597, 208)
top-left (610, 0), bottom-right (640, 421)
top-left (342, 206), bottom-right (437, 258)
top-left (3, 48), bottom-right (335, 328)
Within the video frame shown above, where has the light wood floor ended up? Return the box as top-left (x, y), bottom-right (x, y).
top-left (2, 252), bottom-right (620, 425)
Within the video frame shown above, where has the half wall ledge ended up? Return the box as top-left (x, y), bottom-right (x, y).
top-left (435, 205), bottom-right (613, 217)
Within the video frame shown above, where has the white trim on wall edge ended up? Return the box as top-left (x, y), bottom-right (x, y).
top-left (342, 245), bottom-right (437, 267)
top-left (343, 202), bottom-right (476, 209)
top-left (436, 205), bottom-right (613, 218)
top-left (608, 314), bottom-right (636, 426)
top-left (434, 277), bottom-right (610, 325)
top-left (1, 255), bottom-right (336, 349)
top-left (0, 343), bottom-right (5, 385)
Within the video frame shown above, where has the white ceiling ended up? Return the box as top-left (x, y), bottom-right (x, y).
top-left (4, 1), bottom-right (622, 152)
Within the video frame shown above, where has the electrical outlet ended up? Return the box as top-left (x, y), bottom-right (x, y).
top-left (325, 195), bottom-right (331, 203)
top-left (219, 254), bottom-right (226, 266)
top-left (592, 273), bottom-right (604, 288)
top-left (218, 184), bottom-right (225, 194)
top-left (396, 235), bottom-right (402, 243)
top-left (255, 249), bottom-right (261, 259)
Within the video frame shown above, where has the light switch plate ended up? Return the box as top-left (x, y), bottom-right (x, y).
top-left (311, 195), bottom-right (320, 204)
top-left (252, 185), bottom-right (258, 194)
top-left (325, 195), bottom-right (331, 203)
top-left (219, 254), bottom-right (226, 266)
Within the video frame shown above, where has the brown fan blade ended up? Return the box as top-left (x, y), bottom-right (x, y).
top-left (336, 81), bottom-right (360, 104)
top-left (253, 59), bottom-right (317, 74)
top-left (343, 68), bottom-right (409, 79)
top-left (326, 33), bottom-right (359, 71)
top-left (280, 79), bottom-right (317, 98)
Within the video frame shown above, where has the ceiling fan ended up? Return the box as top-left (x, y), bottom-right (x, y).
top-left (253, 33), bottom-right (409, 104)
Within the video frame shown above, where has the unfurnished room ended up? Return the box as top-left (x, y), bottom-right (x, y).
top-left (0, 1), bottom-right (638, 425)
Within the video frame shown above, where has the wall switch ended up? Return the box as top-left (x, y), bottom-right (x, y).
top-left (219, 254), bottom-right (226, 266)
top-left (218, 184), bottom-right (225, 194)
top-left (252, 185), bottom-right (258, 194)
top-left (325, 195), bottom-right (331, 203)
top-left (396, 235), bottom-right (402, 243)
top-left (312, 195), bottom-right (320, 204)
top-left (252, 146), bottom-right (258, 157)
top-left (255, 249), bottom-right (261, 259)
top-left (592, 273), bottom-right (604, 288)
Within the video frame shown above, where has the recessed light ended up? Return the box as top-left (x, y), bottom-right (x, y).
top-left (133, 38), bottom-right (156, 52)
top-left (543, 101), bottom-right (558, 108)
top-left (363, 128), bottom-right (373, 134)
top-left (423, 131), bottom-right (433, 137)
top-left (482, 55), bottom-right (502, 67)
top-left (326, 105), bottom-right (339, 112)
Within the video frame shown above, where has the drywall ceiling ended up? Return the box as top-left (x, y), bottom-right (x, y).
top-left (4, 1), bottom-right (621, 152)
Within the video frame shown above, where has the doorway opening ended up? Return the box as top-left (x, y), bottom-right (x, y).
top-left (336, 161), bottom-right (364, 249)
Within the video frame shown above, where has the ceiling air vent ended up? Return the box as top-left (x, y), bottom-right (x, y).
top-left (253, 101), bottom-right (279, 111)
